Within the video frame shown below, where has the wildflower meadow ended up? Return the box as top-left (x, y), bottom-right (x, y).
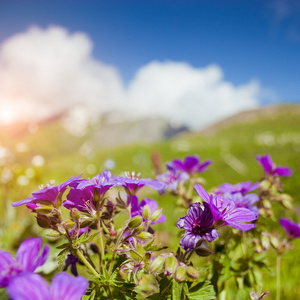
top-left (0, 147), bottom-right (299, 299)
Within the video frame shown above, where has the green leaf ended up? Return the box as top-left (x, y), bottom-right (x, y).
top-left (172, 280), bottom-right (184, 300)
top-left (57, 248), bottom-right (69, 270)
top-left (187, 281), bottom-right (216, 300)
top-left (56, 242), bottom-right (71, 250)
top-left (159, 277), bottom-right (172, 296)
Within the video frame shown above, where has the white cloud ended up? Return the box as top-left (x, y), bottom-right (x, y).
top-left (125, 61), bottom-right (260, 129)
top-left (0, 25), bottom-right (264, 131)
top-left (0, 26), bottom-right (124, 123)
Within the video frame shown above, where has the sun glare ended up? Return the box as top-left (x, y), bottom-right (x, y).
top-left (0, 105), bottom-right (18, 124)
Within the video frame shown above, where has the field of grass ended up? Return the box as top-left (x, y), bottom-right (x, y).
top-left (0, 105), bottom-right (299, 298)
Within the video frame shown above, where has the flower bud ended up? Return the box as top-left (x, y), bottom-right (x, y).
top-left (186, 266), bottom-right (199, 280)
top-left (195, 244), bottom-right (213, 257)
top-left (175, 266), bottom-right (186, 282)
top-left (262, 200), bottom-right (271, 210)
top-left (35, 205), bottom-right (53, 214)
top-left (56, 191), bottom-right (63, 207)
top-left (136, 232), bottom-right (153, 241)
top-left (150, 208), bottom-right (163, 222)
top-left (70, 208), bottom-right (80, 221)
top-left (149, 256), bottom-right (165, 274)
top-left (128, 216), bottom-right (143, 229)
top-left (61, 219), bottom-right (76, 230)
top-left (261, 235), bottom-right (270, 251)
top-left (93, 188), bottom-right (101, 203)
top-left (90, 243), bottom-right (99, 254)
top-left (280, 194), bottom-right (293, 209)
top-left (143, 204), bottom-right (151, 220)
top-left (133, 224), bottom-right (145, 233)
top-left (165, 256), bottom-right (178, 276)
top-left (270, 236), bottom-right (280, 249)
top-left (129, 250), bottom-right (143, 262)
top-left (36, 214), bottom-right (51, 229)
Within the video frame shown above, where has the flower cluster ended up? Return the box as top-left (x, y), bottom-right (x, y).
top-left (3, 153), bottom-right (296, 299)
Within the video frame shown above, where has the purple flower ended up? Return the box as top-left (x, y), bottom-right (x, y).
top-left (167, 155), bottom-right (211, 175)
top-left (63, 171), bottom-right (115, 212)
top-left (177, 202), bottom-right (219, 252)
top-left (225, 192), bottom-right (259, 216)
top-left (130, 195), bottom-right (166, 224)
top-left (156, 169), bottom-right (189, 191)
top-left (279, 218), bottom-right (300, 240)
top-left (12, 176), bottom-right (81, 208)
top-left (114, 172), bottom-right (165, 195)
top-left (6, 272), bottom-right (88, 300)
top-left (0, 237), bottom-right (49, 287)
top-left (76, 170), bottom-right (114, 198)
top-left (63, 254), bottom-right (78, 277)
top-left (216, 181), bottom-right (259, 195)
top-left (195, 184), bottom-right (257, 231)
top-left (256, 155), bottom-right (292, 177)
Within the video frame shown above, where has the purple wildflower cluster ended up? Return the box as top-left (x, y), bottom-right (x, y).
top-left (4, 152), bottom-right (296, 299)
top-left (157, 155), bottom-right (211, 191)
top-left (177, 184), bottom-right (257, 251)
top-left (12, 170), bottom-right (164, 214)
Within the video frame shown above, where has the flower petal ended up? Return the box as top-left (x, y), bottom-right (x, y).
top-left (273, 166), bottom-right (292, 177)
top-left (256, 154), bottom-right (273, 174)
top-left (16, 237), bottom-right (49, 272)
top-left (50, 273), bottom-right (88, 300)
top-left (7, 273), bottom-right (50, 300)
top-left (194, 184), bottom-right (210, 203)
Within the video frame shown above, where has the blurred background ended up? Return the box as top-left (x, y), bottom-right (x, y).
top-left (0, 0), bottom-right (299, 297)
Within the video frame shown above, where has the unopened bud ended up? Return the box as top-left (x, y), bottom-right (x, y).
top-left (70, 208), bottom-right (80, 221)
top-left (136, 232), bottom-right (153, 241)
top-left (270, 236), bottom-right (280, 249)
top-left (149, 256), bottom-right (165, 273)
top-left (281, 194), bottom-right (293, 209)
top-left (35, 204), bottom-right (53, 214)
top-left (263, 200), bottom-right (272, 210)
top-left (128, 216), bottom-right (143, 228)
top-left (93, 188), bottom-right (101, 203)
top-left (260, 180), bottom-right (271, 190)
top-left (56, 191), bottom-right (63, 207)
top-left (90, 243), bottom-right (99, 254)
top-left (133, 224), bottom-right (145, 233)
top-left (150, 208), bottom-right (163, 222)
top-left (175, 266), bottom-right (186, 282)
top-left (165, 256), bottom-right (177, 275)
top-left (61, 219), bottom-right (75, 230)
top-left (143, 204), bottom-right (151, 220)
top-left (186, 266), bottom-right (199, 280)
top-left (143, 252), bottom-right (152, 263)
top-left (36, 214), bottom-right (51, 229)
top-left (129, 250), bottom-right (143, 262)
top-left (261, 235), bottom-right (270, 250)
top-left (195, 244), bottom-right (213, 257)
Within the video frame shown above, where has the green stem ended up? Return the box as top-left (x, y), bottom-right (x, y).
top-left (276, 255), bottom-right (281, 300)
top-left (76, 249), bottom-right (99, 278)
top-left (98, 219), bottom-right (105, 269)
top-left (108, 227), bottom-right (126, 275)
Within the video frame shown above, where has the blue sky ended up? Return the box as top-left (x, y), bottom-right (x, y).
top-left (0, 0), bottom-right (299, 129)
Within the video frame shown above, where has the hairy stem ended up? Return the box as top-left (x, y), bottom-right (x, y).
top-left (76, 249), bottom-right (99, 278)
top-left (276, 255), bottom-right (281, 300)
top-left (97, 219), bottom-right (105, 270)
